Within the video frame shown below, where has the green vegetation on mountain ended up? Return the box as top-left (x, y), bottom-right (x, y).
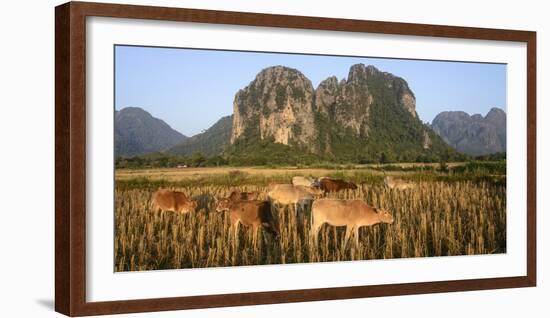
top-left (168, 115), bottom-right (232, 156)
top-left (225, 137), bottom-right (319, 166)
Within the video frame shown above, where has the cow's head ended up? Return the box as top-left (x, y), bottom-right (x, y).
top-left (179, 200), bottom-right (198, 214)
top-left (304, 186), bottom-right (324, 197)
top-left (228, 190), bottom-right (241, 202)
top-left (215, 198), bottom-right (232, 212)
top-left (312, 179), bottom-right (321, 188)
top-left (376, 208), bottom-right (394, 224)
top-left (347, 182), bottom-right (358, 190)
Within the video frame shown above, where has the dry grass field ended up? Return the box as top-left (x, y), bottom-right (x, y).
top-left (115, 163), bottom-right (468, 183)
top-left (114, 166), bottom-right (506, 271)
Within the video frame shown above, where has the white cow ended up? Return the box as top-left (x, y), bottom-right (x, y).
top-left (291, 176), bottom-right (317, 187)
top-left (268, 184), bottom-right (322, 212)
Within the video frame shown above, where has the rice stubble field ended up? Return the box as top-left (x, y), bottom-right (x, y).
top-left (115, 166), bottom-right (506, 272)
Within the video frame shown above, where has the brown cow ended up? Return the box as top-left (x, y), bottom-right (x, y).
top-left (216, 200), bottom-right (280, 247)
top-left (228, 189), bottom-right (260, 201)
top-left (311, 199), bottom-right (394, 246)
top-left (151, 189), bottom-right (198, 214)
top-left (319, 178), bottom-right (358, 193)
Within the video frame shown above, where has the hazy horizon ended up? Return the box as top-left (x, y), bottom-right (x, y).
top-left (115, 45), bottom-right (507, 136)
top-left (115, 105), bottom-right (506, 138)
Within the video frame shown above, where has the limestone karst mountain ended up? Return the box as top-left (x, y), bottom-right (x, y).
top-left (231, 66), bottom-right (317, 148)
top-left (228, 64), bottom-right (454, 163)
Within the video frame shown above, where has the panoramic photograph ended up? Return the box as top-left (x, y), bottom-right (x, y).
top-left (114, 45), bottom-right (507, 272)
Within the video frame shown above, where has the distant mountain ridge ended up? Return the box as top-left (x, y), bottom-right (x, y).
top-left (168, 115), bottom-right (233, 156)
top-left (115, 107), bottom-right (186, 157)
top-left (431, 108), bottom-right (506, 156)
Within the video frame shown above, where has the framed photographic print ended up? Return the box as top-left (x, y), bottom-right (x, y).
top-left (55, 1), bottom-right (536, 316)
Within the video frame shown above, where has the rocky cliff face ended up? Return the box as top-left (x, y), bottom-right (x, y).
top-left (222, 63), bottom-right (458, 163)
top-left (316, 66), bottom-right (371, 137)
top-left (431, 108), bottom-right (506, 156)
top-left (231, 66), bottom-right (316, 148)
top-left (316, 64), bottom-right (418, 135)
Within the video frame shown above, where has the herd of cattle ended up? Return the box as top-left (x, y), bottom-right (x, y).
top-left (151, 176), bottom-right (414, 246)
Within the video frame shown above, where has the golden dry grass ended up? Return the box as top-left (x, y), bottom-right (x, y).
top-left (115, 172), bottom-right (506, 271)
top-left (115, 163), bottom-right (467, 182)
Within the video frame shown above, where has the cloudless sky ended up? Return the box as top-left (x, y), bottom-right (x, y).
top-left (115, 45), bottom-right (506, 137)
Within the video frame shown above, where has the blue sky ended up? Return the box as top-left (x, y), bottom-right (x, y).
top-left (115, 45), bottom-right (506, 136)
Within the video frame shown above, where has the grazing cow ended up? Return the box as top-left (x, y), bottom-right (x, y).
top-left (268, 184), bottom-right (323, 212)
top-left (151, 189), bottom-right (198, 214)
top-left (311, 199), bottom-right (394, 246)
top-left (319, 178), bottom-right (358, 193)
top-left (291, 176), bottom-right (317, 188)
top-left (384, 176), bottom-right (415, 190)
top-left (228, 189), bottom-right (260, 201)
top-left (216, 200), bottom-right (280, 246)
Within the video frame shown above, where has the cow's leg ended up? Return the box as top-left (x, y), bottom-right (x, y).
top-left (229, 221), bottom-right (240, 265)
top-left (354, 227), bottom-right (360, 246)
top-left (289, 205), bottom-right (296, 235)
top-left (311, 220), bottom-right (322, 246)
top-left (286, 204), bottom-right (293, 233)
top-left (344, 226), bottom-right (352, 247)
top-left (301, 201), bottom-right (310, 236)
top-left (152, 202), bottom-right (162, 214)
top-left (295, 203), bottom-right (302, 236)
top-left (235, 222), bottom-right (241, 250)
top-left (229, 223), bottom-right (235, 244)
top-left (230, 216), bottom-right (240, 250)
top-left (311, 224), bottom-right (318, 246)
top-left (252, 224), bottom-right (259, 248)
top-left (295, 202), bottom-right (302, 236)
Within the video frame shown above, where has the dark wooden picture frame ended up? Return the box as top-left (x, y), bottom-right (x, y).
top-left (55, 1), bottom-right (537, 316)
